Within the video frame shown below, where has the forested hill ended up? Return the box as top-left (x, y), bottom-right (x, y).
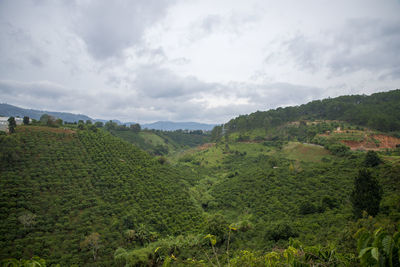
top-left (0, 126), bottom-right (202, 266)
top-left (220, 89), bottom-right (400, 134)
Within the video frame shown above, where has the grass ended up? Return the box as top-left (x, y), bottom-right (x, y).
top-left (282, 142), bottom-right (330, 163)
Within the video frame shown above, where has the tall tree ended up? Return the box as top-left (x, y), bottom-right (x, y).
top-left (7, 117), bottom-right (16, 133)
top-left (350, 169), bottom-right (382, 218)
top-left (364, 150), bottom-right (381, 167)
top-left (80, 232), bottom-right (101, 262)
top-left (23, 116), bottom-right (30, 125)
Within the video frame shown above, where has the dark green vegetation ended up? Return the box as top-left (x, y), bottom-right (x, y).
top-left (216, 89), bottom-right (400, 140)
top-left (107, 125), bottom-right (210, 156)
top-left (1, 90), bottom-right (400, 266)
top-left (0, 126), bottom-right (202, 266)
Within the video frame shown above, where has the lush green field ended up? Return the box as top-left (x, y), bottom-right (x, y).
top-left (0, 126), bottom-right (202, 266)
top-left (1, 90), bottom-right (400, 266)
top-left (109, 129), bottom-right (210, 156)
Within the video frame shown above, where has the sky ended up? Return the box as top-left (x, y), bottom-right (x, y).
top-left (0, 0), bottom-right (399, 124)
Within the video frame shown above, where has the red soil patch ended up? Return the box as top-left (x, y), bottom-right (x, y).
top-left (341, 134), bottom-right (400, 151)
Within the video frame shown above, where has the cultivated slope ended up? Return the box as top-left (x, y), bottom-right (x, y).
top-left (0, 126), bottom-right (202, 266)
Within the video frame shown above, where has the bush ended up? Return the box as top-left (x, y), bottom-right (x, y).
top-left (364, 150), bottom-right (381, 167)
top-left (265, 222), bottom-right (299, 242)
top-left (325, 143), bottom-right (350, 156)
top-left (299, 201), bottom-right (323, 215)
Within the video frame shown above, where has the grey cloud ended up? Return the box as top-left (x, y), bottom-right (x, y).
top-left (75, 0), bottom-right (172, 60)
top-left (29, 56), bottom-right (44, 67)
top-left (0, 80), bottom-right (92, 116)
top-left (134, 65), bottom-right (215, 99)
top-left (0, 77), bottom-right (327, 125)
top-left (170, 57), bottom-right (190, 65)
top-left (285, 18), bottom-right (400, 77)
top-left (135, 47), bottom-right (168, 64)
top-left (229, 82), bottom-right (325, 110)
top-left (0, 80), bottom-right (68, 99)
top-left (201, 15), bottom-right (222, 33)
top-left (188, 12), bottom-right (258, 42)
top-left (284, 34), bottom-right (321, 72)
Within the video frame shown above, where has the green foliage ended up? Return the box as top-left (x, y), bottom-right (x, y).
top-left (94, 121), bottom-right (103, 128)
top-left (0, 126), bottom-right (202, 265)
top-left (109, 128), bottom-right (210, 155)
top-left (7, 117), bottom-right (16, 133)
top-left (129, 123), bottom-right (141, 133)
top-left (39, 114), bottom-right (60, 127)
top-left (355, 228), bottom-right (400, 267)
top-left (230, 241), bottom-right (355, 266)
top-left (204, 214), bottom-right (229, 244)
top-left (23, 116), bottom-right (29, 125)
top-left (265, 222), bottom-right (299, 242)
top-left (351, 169), bottom-right (383, 218)
top-left (2, 91), bottom-right (400, 266)
top-left (221, 89), bottom-right (400, 135)
top-left (104, 120), bottom-right (117, 130)
top-left (211, 125), bottom-right (223, 141)
top-left (364, 150), bottom-right (382, 167)
top-left (299, 201), bottom-right (323, 215)
top-left (1, 256), bottom-right (46, 267)
top-left (325, 143), bottom-right (350, 157)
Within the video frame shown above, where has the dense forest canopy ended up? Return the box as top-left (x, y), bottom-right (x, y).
top-left (220, 89), bottom-right (400, 135)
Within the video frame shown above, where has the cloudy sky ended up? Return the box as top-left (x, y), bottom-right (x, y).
top-left (0, 0), bottom-right (399, 123)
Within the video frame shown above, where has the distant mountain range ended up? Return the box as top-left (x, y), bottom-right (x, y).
top-left (0, 103), bottom-right (216, 131)
top-left (0, 103), bottom-right (92, 123)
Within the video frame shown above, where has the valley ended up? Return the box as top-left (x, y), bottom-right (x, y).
top-left (1, 90), bottom-right (400, 266)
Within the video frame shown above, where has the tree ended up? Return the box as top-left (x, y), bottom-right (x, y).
top-left (105, 120), bottom-right (117, 131)
top-left (364, 150), bottom-right (381, 167)
top-left (55, 118), bottom-right (63, 126)
top-left (23, 116), bottom-right (30, 125)
top-left (18, 212), bottom-right (37, 230)
top-left (350, 169), bottom-right (382, 218)
top-left (7, 117), bottom-right (16, 133)
top-left (124, 229), bottom-right (136, 243)
top-left (206, 213), bottom-right (229, 244)
top-left (77, 123), bottom-right (85, 130)
top-left (135, 224), bottom-right (150, 246)
top-left (130, 123), bottom-right (141, 133)
top-left (94, 121), bottom-right (104, 128)
top-left (40, 114), bottom-right (57, 127)
top-left (211, 125), bottom-right (223, 142)
top-left (88, 124), bottom-right (98, 132)
top-left (80, 232), bottom-right (101, 262)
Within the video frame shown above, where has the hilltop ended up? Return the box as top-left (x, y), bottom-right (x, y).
top-left (216, 89), bottom-right (400, 138)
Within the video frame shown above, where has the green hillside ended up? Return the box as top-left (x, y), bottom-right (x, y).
top-left (217, 89), bottom-right (400, 138)
top-left (0, 126), bottom-right (202, 266)
top-left (108, 128), bottom-right (210, 156)
top-left (1, 90), bottom-right (400, 266)
top-left (175, 138), bottom-right (400, 242)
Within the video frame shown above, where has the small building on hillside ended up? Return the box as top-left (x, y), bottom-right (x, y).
top-left (0, 116), bottom-right (24, 132)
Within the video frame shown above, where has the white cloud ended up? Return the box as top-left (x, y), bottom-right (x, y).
top-left (0, 0), bottom-right (399, 124)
